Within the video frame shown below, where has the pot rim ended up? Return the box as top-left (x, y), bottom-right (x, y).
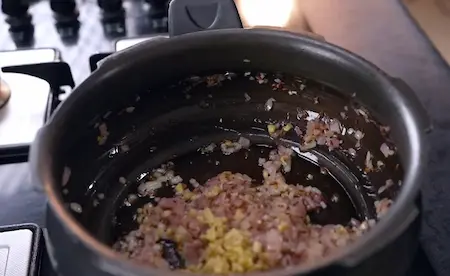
top-left (34, 28), bottom-right (425, 276)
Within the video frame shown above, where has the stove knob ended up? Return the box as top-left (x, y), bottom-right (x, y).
top-left (98, 0), bottom-right (125, 19)
top-left (97, 0), bottom-right (126, 37)
top-left (145, 0), bottom-right (169, 31)
top-left (50, 0), bottom-right (78, 18)
top-left (50, 0), bottom-right (80, 41)
top-left (1, 0), bottom-right (34, 46)
top-left (1, 0), bottom-right (29, 17)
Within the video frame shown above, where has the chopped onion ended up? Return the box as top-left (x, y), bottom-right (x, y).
top-left (355, 108), bottom-right (370, 122)
top-left (365, 151), bottom-right (374, 172)
top-left (300, 140), bottom-right (317, 151)
top-left (331, 194), bottom-right (339, 202)
top-left (294, 126), bottom-right (303, 136)
top-left (316, 136), bottom-right (327, 145)
top-left (354, 130), bottom-right (365, 140)
top-left (348, 148), bottom-right (357, 157)
top-left (355, 130), bottom-right (365, 149)
top-left (376, 160), bottom-right (385, 170)
top-left (189, 178), bottom-right (200, 188)
top-left (378, 179), bottom-right (394, 194)
top-left (200, 143), bottom-right (216, 154)
top-left (329, 120), bottom-right (341, 133)
top-left (258, 158), bottom-right (267, 166)
top-left (170, 175), bottom-right (183, 185)
top-left (375, 198), bottom-right (393, 218)
top-left (264, 98), bottom-right (276, 111)
top-left (70, 202), bottom-right (83, 214)
top-left (238, 137), bottom-right (251, 149)
top-left (62, 166), bottom-right (71, 186)
top-left (327, 137), bottom-right (341, 150)
top-left (138, 181), bottom-right (163, 195)
top-left (380, 126), bottom-right (391, 135)
top-left (380, 143), bottom-right (395, 157)
top-left (127, 194), bottom-right (138, 205)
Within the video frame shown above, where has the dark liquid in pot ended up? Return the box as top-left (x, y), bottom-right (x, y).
top-left (60, 72), bottom-right (403, 255)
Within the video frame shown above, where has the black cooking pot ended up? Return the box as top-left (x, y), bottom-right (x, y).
top-left (26, 0), bottom-right (431, 275)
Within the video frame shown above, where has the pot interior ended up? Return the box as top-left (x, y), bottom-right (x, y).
top-left (57, 69), bottom-right (402, 248)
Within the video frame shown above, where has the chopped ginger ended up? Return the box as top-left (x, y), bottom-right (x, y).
top-left (283, 123), bottom-right (293, 132)
top-left (267, 124), bottom-right (277, 135)
top-left (175, 183), bottom-right (184, 193)
top-left (191, 209), bottom-right (267, 274)
top-left (278, 221), bottom-right (289, 232)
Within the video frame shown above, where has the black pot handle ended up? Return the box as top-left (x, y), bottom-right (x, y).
top-left (390, 78), bottom-right (433, 134)
top-left (168, 0), bottom-right (242, 37)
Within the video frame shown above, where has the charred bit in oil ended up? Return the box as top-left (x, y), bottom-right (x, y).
top-left (158, 239), bottom-right (186, 269)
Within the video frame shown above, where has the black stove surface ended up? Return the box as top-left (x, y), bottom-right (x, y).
top-left (0, 0), bottom-right (446, 276)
